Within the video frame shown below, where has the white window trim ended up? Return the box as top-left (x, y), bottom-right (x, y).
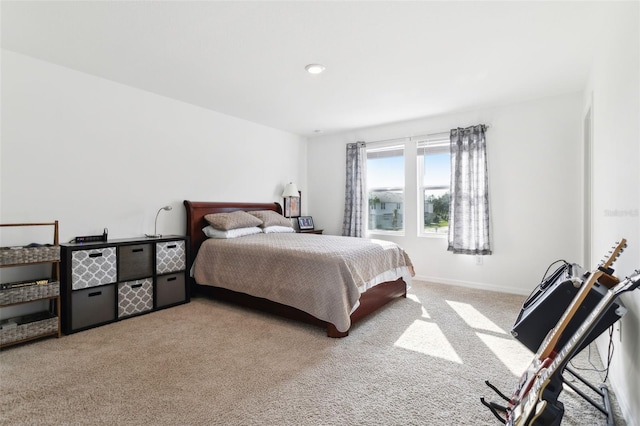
top-left (366, 142), bottom-right (406, 237)
top-left (416, 133), bottom-right (450, 238)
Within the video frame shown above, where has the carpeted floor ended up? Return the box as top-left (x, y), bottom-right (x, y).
top-left (0, 281), bottom-right (625, 425)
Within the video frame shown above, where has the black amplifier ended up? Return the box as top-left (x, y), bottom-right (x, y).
top-left (511, 263), bottom-right (625, 353)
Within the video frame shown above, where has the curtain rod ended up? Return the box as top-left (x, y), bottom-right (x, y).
top-left (365, 124), bottom-right (489, 145)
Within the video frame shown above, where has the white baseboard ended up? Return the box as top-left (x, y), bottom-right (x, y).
top-left (412, 274), bottom-right (531, 296)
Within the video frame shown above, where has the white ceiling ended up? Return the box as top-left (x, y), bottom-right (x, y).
top-left (2, 1), bottom-right (606, 136)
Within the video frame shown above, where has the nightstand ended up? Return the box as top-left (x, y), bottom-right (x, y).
top-left (299, 229), bottom-right (324, 235)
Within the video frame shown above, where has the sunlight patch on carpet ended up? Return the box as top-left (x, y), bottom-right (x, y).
top-left (407, 293), bottom-right (430, 318)
top-left (446, 300), bottom-right (506, 334)
top-left (476, 332), bottom-right (532, 376)
top-left (421, 306), bottom-right (430, 319)
top-left (394, 319), bottom-right (462, 363)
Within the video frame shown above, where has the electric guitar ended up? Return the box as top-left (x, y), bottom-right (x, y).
top-left (507, 268), bottom-right (640, 426)
top-left (506, 240), bottom-right (627, 416)
top-left (537, 239), bottom-right (626, 360)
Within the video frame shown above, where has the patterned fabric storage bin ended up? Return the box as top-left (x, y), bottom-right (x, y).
top-left (71, 247), bottom-right (117, 290)
top-left (156, 241), bottom-right (186, 274)
top-left (118, 278), bottom-right (153, 318)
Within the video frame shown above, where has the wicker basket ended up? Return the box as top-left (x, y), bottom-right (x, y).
top-left (0, 281), bottom-right (60, 305)
top-left (0, 315), bottom-right (58, 345)
top-left (0, 246), bottom-right (60, 265)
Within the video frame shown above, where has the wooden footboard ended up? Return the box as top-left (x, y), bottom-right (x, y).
top-left (194, 277), bottom-right (406, 338)
top-left (340, 277), bottom-right (407, 336)
top-left (326, 277), bottom-right (407, 337)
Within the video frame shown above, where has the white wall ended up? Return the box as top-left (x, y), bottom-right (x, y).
top-left (1, 50), bottom-right (307, 246)
top-left (587, 3), bottom-right (640, 424)
top-left (307, 3), bottom-right (640, 422)
top-left (308, 93), bottom-right (583, 295)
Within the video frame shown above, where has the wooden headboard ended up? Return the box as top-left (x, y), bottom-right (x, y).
top-left (183, 200), bottom-right (282, 268)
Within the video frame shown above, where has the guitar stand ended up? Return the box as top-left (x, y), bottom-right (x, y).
top-left (562, 366), bottom-right (615, 426)
top-left (481, 381), bottom-right (510, 424)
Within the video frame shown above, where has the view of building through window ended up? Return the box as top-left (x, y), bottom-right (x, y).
top-left (366, 135), bottom-right (450, 236)
top-left (419, 138), bottom-right (450, 235)
top-left (366, 145), bottom-right (404, 232)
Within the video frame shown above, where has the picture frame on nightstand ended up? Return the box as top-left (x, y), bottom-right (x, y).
top-left (297, 216), bottom-right (314, 230)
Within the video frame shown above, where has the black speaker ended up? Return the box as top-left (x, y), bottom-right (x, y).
top-left (511, 263), bottom-right (625, 353)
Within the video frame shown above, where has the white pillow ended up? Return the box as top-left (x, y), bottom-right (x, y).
top-left (203, 226), bottom-right (263, 239)
top-left (263, 226), bottom-right (296, 234)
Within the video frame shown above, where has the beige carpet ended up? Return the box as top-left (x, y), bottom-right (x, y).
top-left (0, 281), bottom-right (625, 425)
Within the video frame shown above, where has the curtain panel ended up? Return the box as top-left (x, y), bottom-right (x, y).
top-left (342, 142), bottom-right (367, 237)
top-left (448, 125), bottom-right (492, 255)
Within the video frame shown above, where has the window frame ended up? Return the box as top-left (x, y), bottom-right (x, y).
top-left (366, 143), bottom-right (406, 236)
top-left (417, 134), bottom-right (451, 238)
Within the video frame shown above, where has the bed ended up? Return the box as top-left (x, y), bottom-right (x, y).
top-left (184, 200), bottom-right (413, 337)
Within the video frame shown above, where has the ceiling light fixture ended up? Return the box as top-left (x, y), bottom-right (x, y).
top-left (305, 64), bottom-right (326, 74)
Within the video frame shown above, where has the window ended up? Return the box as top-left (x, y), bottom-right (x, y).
top-left (417, 135), bottom-right (450, 236)
top-left (366, 145), bottom-right (404, 234)
top-left (364, 133), bottom-right (451, 237)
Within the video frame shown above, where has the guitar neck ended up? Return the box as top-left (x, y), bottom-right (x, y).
top-left (536, 239), bottom-right (627, 360)
top-left (534, 270), bottom-right (639, 389)
top-left (539, 290), bottom-right (612, 383)
top-left (536, 270), bottom-right (601, 359)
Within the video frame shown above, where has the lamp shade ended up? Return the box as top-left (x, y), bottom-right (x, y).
top-left (282, 182), bottom-right (300, 198)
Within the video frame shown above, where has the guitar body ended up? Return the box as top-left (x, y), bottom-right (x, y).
top-left (508, 359), bottom-right (565, 425)
top-left (508, 371), bottom-right (565, 426)
top-left (529, 400), bottom-right (564, 426)
top-left (510, 358), bottom-right (552, 407)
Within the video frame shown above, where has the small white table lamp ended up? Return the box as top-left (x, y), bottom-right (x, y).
top-left (146, 205), bottom-right (172, 238)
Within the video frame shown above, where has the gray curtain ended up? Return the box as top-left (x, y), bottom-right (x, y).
top-left (448, 125), bottom-right (491, 255)
top-left (342, 142), bottom-right (367, 237)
